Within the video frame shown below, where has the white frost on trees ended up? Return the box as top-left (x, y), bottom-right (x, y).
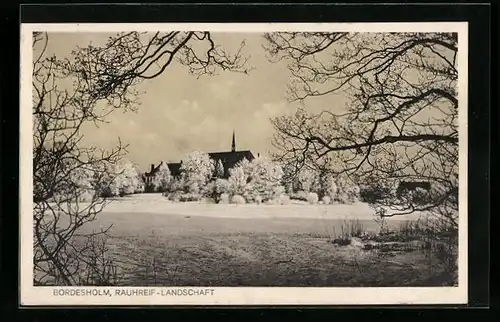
top-left (320, 172), bottom-right (338, 201)
top-left (54, 162), bottom-right (97, 202)
top-left (228, 165), bottom-right (248, 196)
top-left (117, 161), bottom-right (142, 196)
top-left (152, 161), bottom-right (172, 192)
top-left (215, 159), bottom-right (225, 178)
top-left (99, 160), bottom-right (142, 197)
top-left (307, 192), bottom-right (319, 204)
top-left (228, 156), bottom-right (284, 202)
top-left (297, 168), bottom-right (320, 193)
top-left (180, 151), bottom-right (215, 195)
top-left (335, 174), bottom-right (361, 204)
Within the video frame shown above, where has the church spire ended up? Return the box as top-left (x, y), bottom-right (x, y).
top-left (231, 130), bottom-right (236, 152)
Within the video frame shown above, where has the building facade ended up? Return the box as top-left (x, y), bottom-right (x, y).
top-left (143, 131), bottom-right (255, 189)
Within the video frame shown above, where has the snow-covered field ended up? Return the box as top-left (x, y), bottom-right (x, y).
top-left (97, 193), bottom-right (423, 221)
top-left (65, 193), bottom-right (427, 237)
top-left (47, 193), bottom-right (427, 237)
top-left (40, 193), bottom-right (454, 287)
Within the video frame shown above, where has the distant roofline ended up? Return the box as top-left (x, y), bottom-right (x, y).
top-left (208, 150), bottom-right (253, 154)
top-left (146, 150), bottom-right (257, 173)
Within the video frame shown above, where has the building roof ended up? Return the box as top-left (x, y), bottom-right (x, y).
top-left (208, 150), bottom-right (255, 177)
top-left (167, 162), bottom-right (182, 176)
top-left (145, 151), bottom-right (255, 178)
top-left (209, 150), bottom-right (254, 165)
top-left (145, 131), bottom-right (255, 178)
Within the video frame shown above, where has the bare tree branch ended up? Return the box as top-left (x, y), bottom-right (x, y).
top-left (265, 32), bottom-right (458, 223)
top-left (32, 31), bottom-right (250, 285)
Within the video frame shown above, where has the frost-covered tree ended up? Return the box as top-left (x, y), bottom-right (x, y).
top-left (244, 156), bottom-right (284, 201)
top-left (169, 176), bottom-right (185, 193)
top-left (319, 172), bottom-right (338, 201)
top-left (228, 166), bottom-right (248, 196)
top-left (132, 164), bottom-right (145, 193)
top-left (335, 174), bottom-right (361, 204)
top-left (228, 156), bottom-right (285, 202)
top-left (115, 160), bottom-right (142, 196)
top-left (325, 176), bottom-right (338, 201)
top-left (307, 192), bottom-right (319, 204)
top-left (215, 159), bottom-right (225, 178)
top-left (69, 166), bottom-right (96, 202)
top-left (297, 167), bottom-right (320, 193)
top-left (180, 151), bottom-right (215, 194)
top-left (215, 178), bottom-right (231, 195)
top-left (97, 160), bottom-right (142, 197)
top-left (93, 162), bottom-right (121, 197)
top-left (152, 161), bottom-right (172, 192)
top-left (54, 161), bottom-right (97, 202)
top-left (266, 32), bottom-right (458, 224)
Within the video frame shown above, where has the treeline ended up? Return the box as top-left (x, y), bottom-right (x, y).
top-left (145, 151), bottom-right (363, 205)
top-left (49, 150), bottom-right (401, 206)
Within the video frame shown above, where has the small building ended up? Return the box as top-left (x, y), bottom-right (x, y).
top-left (396, 180), bottom-right (431, 197)
top-left (142, 161), bottom-right (183, 186)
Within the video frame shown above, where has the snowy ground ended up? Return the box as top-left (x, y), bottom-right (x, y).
top-left (99, 193), bottom-right (423, 220)
top-left (48, 194), bottom-right (455, 287)
top-left (74, 193), bottom-right (425, 237)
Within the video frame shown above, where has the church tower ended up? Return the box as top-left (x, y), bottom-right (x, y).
top-left (231, 130), bottom-right (236, 152)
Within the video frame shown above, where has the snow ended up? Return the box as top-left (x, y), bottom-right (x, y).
top-left (89, 193), bottom-right (425, 221)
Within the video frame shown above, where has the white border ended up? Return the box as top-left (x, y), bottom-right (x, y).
top-left (19, 22), bottom-right (469, 306)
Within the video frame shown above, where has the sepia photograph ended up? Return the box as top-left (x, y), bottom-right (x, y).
top-left (20, 22), bottom-right (468, 306)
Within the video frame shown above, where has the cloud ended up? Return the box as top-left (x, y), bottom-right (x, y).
top-left (189, 116), bottom-right (219, 135)
top-left (253, 101), bottom-right (288, 121)
top-left (208, 80), bottom-right (236, 100)
top-left (143, 133), bottom-right (158, 141)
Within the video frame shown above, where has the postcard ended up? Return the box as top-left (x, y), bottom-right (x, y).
top-left (20, 22), bottom-right (468, 306)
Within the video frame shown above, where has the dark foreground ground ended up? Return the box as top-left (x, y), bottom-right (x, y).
top-left (74, 212), bottom-right (457, 287)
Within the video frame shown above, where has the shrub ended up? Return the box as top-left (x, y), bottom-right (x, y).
top-left (203, 180), bottom-right (216, 199)
top-left (231, 194), bottom-right (246, 204)
top-left (307, 192), bottom-right (319, 204)
top-left (411, 187), bottom-right (431, 206)
top-left (336, 193), bottom-right (350, 204)
top-left (279, 194), bottom-right (291, 205)
top-left (291, 190), bottom-right (308, 201)
top-left (255, 195), bottom-right (263, 205)
top-left (165, 192), bottom-right (181, 202)
top-left (335, 175), bottom-right (361, 204)
top-left (185, 181), bottom-right (200, 195)
top-left (266, 198), bottom-right (280, 205)
top-left (219, 193), bottom-right (230, 204)
top-left (322, 196), bottom-right (331, 205)
top-left (179, 193), bottom-right (202, 202)
top-left (202, 178), bottom-right (231, 202)
top-left (272, 185), bottom-right (285, 198)
top-left (169, 177), bottom-right (185, 192)
top-left (215, 178), bottom-right (231, 195)
top-left (359, 183), bottom-right (392, 204)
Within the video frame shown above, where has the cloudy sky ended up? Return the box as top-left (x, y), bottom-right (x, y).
top-left (39, 32), bottom-right (344, 171)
